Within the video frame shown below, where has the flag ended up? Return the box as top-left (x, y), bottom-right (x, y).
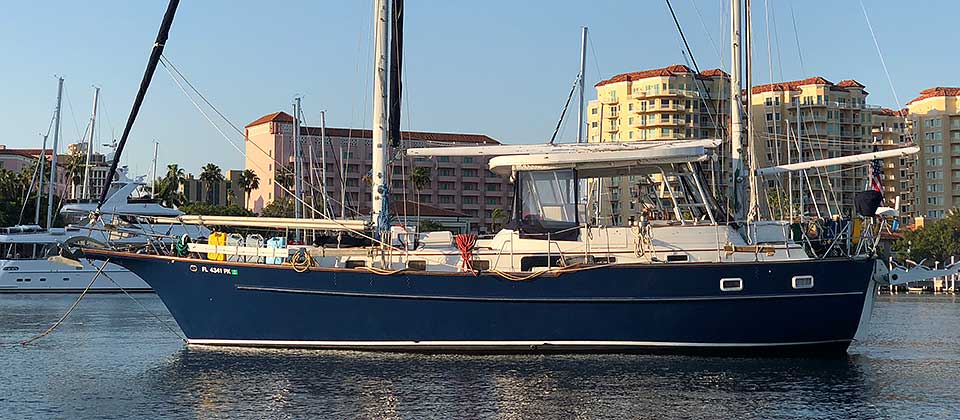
top-left (869, 158), bottom-right (883, 192)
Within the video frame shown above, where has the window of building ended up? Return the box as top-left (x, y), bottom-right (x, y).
top-left (345, 178), bottom-right (359, 187)
top-left (927, 183), bottom-right (944, 193)
top-left (485, 197), bottom-right (500, 205)
top-left (463, 183), bottom-right (478, 191)
top-left (485, 183), bottom-right (501, 192)
top-left (926, 158), bottom-right (943, 167)
top-left (463, 196), bottom-right (478, 204)
top-left (438, 156), bottom-right (450, 163)
top-left (463, 157), bottom-right (474, 163)
top-left (418, 194), bottom-right (432, 203)
top-left (591, 122), bottom-right (598, 128)
top-left (462, 169), bottom-right (478, 177)
top-left (439, 195), bottom-right (454, 204)
top-left (438, 181), bottom-right (454, 190)
top-left (591, 107), bottom-right (598, 115)
top-left (438, 167), bottom-right (455, 176)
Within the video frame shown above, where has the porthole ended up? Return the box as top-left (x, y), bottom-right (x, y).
top-left (792, 275), bottom-right (814, 289)
top-left (720, 278), bottom-right (743, 292)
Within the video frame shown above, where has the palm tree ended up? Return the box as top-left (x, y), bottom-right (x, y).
top-left (408, 166), bottom-right (431, 231)
top-left (237, 169), bottom-right (260, 210)
top-left (275, 164), bottom-right (295, 190)
top-left (491, 208), bottom-right (507, 231)
top-left (199, 163), bottom-right (224, 204)
top-left (65, 154), bottom-right (86, 199)
top-left (154, 164), bottom-right (186, 207)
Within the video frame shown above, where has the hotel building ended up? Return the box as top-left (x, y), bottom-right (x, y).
top-left (906, 87), bottom-right (960, 220)
top-left (586, 64), bottom-right (730, 225)
top-left (244, 112), bottom-right (513, 233)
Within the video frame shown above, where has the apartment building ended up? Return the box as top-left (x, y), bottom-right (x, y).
top-left (65, 142), bottom-right (111, 200)
top-left (906, 87), bottom-right (960, 220)
top-left (586, 64), bottom-right (730, 225)
top-left (750, 77), bottom-right (877, 217)
top-left (244, 112), bottom-right (513, 233)
top-left (179, 169), bottom-right (245, 207)
top-left (870, 108), bottom-right (915, 222)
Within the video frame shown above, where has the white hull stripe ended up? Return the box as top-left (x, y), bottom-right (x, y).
top-left (236, 285), bottom-right (863, 303)
top-left (187, 339), bottom-right (851, 349)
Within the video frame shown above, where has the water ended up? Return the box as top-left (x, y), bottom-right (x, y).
top-left (1, 294), bottom-right (958, 419)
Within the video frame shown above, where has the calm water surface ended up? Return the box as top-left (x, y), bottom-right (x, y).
top-left (1, 293), bottom-right (958, 419)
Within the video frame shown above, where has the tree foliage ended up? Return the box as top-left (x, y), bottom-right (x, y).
top-left (418, 219), bottom-right (445, 232)
top-left (178, 203), bottom-right (254, 217)
top-left (155, 164), bottom-right (186, 207)
top-left (199, 163), bottom-right (225, 203)
top-left (892, 210), bottom-right (960, 263)
top-left (261, 198), bottom-right (295, 218)
top-left (238, 169), bottom-right (260, 209)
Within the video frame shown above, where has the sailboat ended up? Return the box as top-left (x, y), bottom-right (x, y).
top-left (80, 0), bottom-right (950, 354)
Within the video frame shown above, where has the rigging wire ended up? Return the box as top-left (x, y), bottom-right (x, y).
top-left (858, 0), bottom-right (905, 127)
top-left (158, 55), bottom-right (361, 218)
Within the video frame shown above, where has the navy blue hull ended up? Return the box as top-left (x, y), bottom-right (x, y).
top-left (89, 250), bottom-right (877, 354)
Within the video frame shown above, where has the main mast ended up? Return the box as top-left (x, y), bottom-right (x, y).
top-left (576, 27), bottom-right (587, 144)
top-left (728, 0), bottom-right (744, 222)
top-left (371, 0), bottom-right (390, 235)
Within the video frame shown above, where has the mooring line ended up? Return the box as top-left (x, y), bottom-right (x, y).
top-left (19, 258), bottom-right (110, 346)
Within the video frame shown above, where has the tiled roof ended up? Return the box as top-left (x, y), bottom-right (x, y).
top-left (837, 79), bottom-right (865, 88)
top-left (907, 87), bottom-right (960, 105)
top-left (875, 107), bottom-right (908, 117)
top-left (244, 111), bottom-right (294, 128)
top-left (595, 64), bottom-right (695, 87)
top-left (246, 112), bottom-right (500, 145)
top-left (751, 77), bottom-right (834, 94)
top-left (0, 148), bottom-right (54, 158)
top-left (698, 68), bottom-right (729, 78)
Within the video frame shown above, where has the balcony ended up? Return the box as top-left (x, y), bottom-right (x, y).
top-left (630, 89), bottom-right (699, 99)
top-left (600, 96), bottom-right (619, 105)
top-left (605, 111), bottom-right (619, 119)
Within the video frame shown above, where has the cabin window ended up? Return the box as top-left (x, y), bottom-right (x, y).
top-left (792, 275), bottom-right (814, 289)
top-left (720, 278), bottom-right (743, 292)
top-left (516, 169), bottom-right (579, 241)
top-left (407, 260), bottom-right (427, 271)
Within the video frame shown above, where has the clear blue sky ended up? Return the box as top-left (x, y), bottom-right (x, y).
top-left (0, 0), bottom-right (954, 177)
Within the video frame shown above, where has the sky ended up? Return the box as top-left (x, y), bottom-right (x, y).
top-left (0, 0), bottom-right (955, 177)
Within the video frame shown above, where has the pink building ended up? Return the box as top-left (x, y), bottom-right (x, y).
top-left (244, 112), bottom-right (514, 233)
top-left (0, 146), bottom-right (70, 196)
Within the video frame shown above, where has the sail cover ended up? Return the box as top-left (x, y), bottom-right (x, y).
top-left (408, 139), bottom-right (720, 177)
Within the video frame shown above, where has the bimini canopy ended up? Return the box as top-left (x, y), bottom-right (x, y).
top-left (407, 139), bottom-right (721, 177)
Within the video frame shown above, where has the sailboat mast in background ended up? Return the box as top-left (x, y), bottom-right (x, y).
top-left (81, 87), bottom-right (100, 200)
top-left (46, 77), bottom-right (64, 228)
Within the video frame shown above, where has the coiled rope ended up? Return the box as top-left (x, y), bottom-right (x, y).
top-left (290, 247), bottom-right (313, 273)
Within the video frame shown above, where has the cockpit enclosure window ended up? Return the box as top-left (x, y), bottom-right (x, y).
top-left (516, 169), bottom-right (580, 241)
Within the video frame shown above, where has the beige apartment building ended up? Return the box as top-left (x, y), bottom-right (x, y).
top-left (906, 87), bottom-right (960, 220)
top-left (244, 112), bottom-right (513, 233)
top-left (586, 64), bottom-right (730, 225)
top-left (871, 108), bottom-right (915, 222)
top-left (750, 77), bottom-right (878, 218)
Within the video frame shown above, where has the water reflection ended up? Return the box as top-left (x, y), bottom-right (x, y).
top-left (151, 348), bottom-right (879, 419)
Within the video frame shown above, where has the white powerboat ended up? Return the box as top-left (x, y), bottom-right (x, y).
top-left (0, 174), bottom-right (208, 292)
